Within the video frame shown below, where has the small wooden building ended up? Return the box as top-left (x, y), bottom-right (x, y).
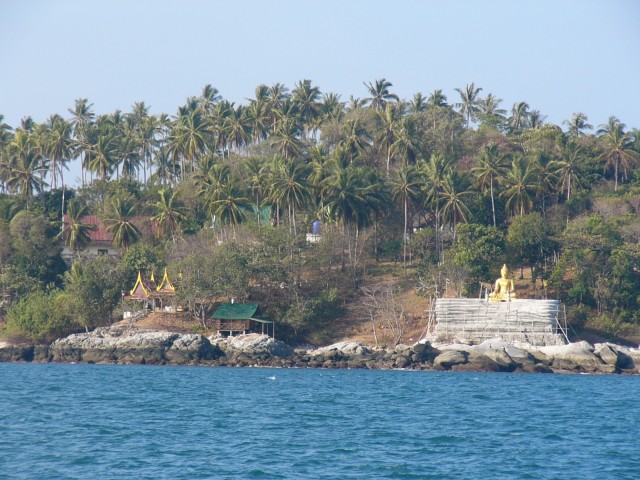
top-left (211, 303), bottom-right (274, 337)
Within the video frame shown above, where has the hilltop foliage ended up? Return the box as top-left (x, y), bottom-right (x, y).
top-left (1, 80), bottom-right (639, 343)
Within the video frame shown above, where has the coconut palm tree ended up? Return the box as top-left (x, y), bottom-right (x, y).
top-left (472, 142), bottom-right (510, 226)
top-left (391, 115), bottom-right (422, 167)
top-left (242, 156), bottom-right (269, 224)
top-left (438, 170), bottom-right (473, 238)
top-left (268, 157), bottom-right (311, 235)
top-left (103, 196), bottom-right (141, 249)
top-left (43, 114), bottom-right (74, 190)
top-left (68, 98), bottom-right (95, 187)
top-left (270, 116), bottom-right (303, 160)
top-left (324, 164), bottom-right (379, 271)
top-left (363, 78), bottom-right (399, 111)
top-left (338, 118), bottom-right (371, 163)
top-left (501, 156), bottom-right (540, 217)
top-left (427, 89), bottom-right (448, 108)
top-left (478, 94), bottom-right (507, 130)
top-left (223, 104), bottom-right (252, 154)
top-left (319, 92), bottom-right (345, 124)
top-left (550, 140), bottom-right (584, 201)
top-left (292, 79), bottom-right (321, 139)
top-left (151, 188), bottom-right (187, 243)
top-left (208, 184), bottom-right (250, 240)
top-left (63, 199), bottom-right (95, 254)
top-left (409, 93), bottom-right (428, 113)
top-left (508, 102), bottom-right (530, 134)
top-left (5, 129), bottom-right (47, 205)
top-left (454, 83), bottom-right (483, 129)
top-left (563, 113), bottom-right (592, 138)
top-left (375, 104), bottom-right (402, 172)
top-left (167, 108), bottom-right (209, 178)
top-left (596, 118), bottom-right (639, 191)
top-left (390, 165), bottom-right (421, 269)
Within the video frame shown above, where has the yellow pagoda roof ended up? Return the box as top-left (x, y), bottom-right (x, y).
top-left (156, 268), bottom-right (176, 294)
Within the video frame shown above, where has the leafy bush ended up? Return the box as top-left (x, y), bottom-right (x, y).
top-left (6, 290), bottom-right (77, 341)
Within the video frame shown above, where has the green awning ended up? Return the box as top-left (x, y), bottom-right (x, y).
top-left (212, 303), bottom-right (258, 320)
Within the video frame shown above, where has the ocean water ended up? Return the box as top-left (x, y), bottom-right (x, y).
top-left (0, 364), bottom-right (638, 479)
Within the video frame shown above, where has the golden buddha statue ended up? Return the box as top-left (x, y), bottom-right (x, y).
top-left (489, 264), bottom-right (516, 302)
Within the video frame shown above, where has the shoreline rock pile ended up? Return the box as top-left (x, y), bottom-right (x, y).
top-left (1, 326), bottom-right (639, 374)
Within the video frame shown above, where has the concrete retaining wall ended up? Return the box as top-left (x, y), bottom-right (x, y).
top-left (430, 298), bottom-right (566, 346)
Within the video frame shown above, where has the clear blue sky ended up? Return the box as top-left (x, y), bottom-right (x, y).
top-left (2, 0), bottom-right (639, 131)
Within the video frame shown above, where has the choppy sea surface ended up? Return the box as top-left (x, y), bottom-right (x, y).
top-left (0, 364), bottom-right (638, 479)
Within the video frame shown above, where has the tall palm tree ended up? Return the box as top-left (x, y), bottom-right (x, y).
top-left (242, 156), bottom-right (268, 224)
top-left (268, 157), bottom-right (311, 235)
top-left (550, 140), bottom-right (584, 201)
top-left (454, 82), bottom-right (483, 129)
top-left (508, 102), bottom-right (530, 134)
top-left (167, 107), bottom-right (209, 178)
top-left (501, 156), bottom-right (540, 217)
top-left (596, 118), bottom-right (639, 191)
top-left (390, 165), bottom-right (421, 269)
top-left (320, 92), bottom-right (345, 124)
top-left (103, 196), bottom-right (141, 249)
top-left (324, 164), bottom-right (380, 271)
top-left (63, 199), bottom-right (95, 254)
top-left (427, 89), bottom-right (448, 108)
top-left (223, 104), bottom-right (252, 154)
top-left (375, 104), bottom-right (402, 172)
top-left (391, 115), bottom-right (422, 167)
top-left (478, 94), bottom-right (507, 130)
top-left (409, 93), bottom-right (428, 113)
top-left (363, 78), bottom-right (399, 111)
top-left (292, 79), bottom-right (321, 139)
top-left (438, 171), bottom-right (473, 238)
top-left (209, 183), bottom-right (250, 240)
top-left (472, 142), bottom-right (510, 226)
top-left (68, 98), bottom-right (95, 187)
top-left (6, 129), bottom-right (47, 205)
top-left (418, 152), bottom-right (453, 258)
top-left (151, 188), bottom-right (187, 243)
top-left (270, 116), bottom-right (303, 160)
top-left (43, 114), bottom-right (74, 190)
top-left (339, 118), bottom-right (371, 163)
top-left (87, 122), bottom-right (117, 180)
top-left (563, 112), bottom-right (592, 138)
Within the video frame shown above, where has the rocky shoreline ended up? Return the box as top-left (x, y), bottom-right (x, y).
top-left (1, 326), bottom-right (639, 374)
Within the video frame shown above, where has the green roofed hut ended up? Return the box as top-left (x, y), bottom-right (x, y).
top-left (211, 303), bottom-right (274, 338)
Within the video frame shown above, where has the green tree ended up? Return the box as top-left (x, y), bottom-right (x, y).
top-left (390, 165), bottom-right (421, 270)
top-left (364, 78), bottom-right (399, 111)
top-left (454, 82), bottom-right (483, 129)
top-left (151, 188), bottom-right (187, 243)
top-left (597, 118), bottom-right (639, 191)
top-left (501, 157), bottom-right (540, 217)
top-left (63, 199), bottom-right (95, 255)
top-left (506, 212), bottom-right (553, 284)
top-left (472, 142), bottom-right (510, 227)
top-left (563, 112), bottom-right (592, 138)
top-left (103, 196), bottom-right (141, 249)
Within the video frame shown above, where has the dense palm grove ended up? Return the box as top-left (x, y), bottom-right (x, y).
top-left (1, 79), bottom-right (640, 343)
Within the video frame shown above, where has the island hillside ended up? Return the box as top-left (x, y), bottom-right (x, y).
top-left (1, 80), bottom-right (639, 349)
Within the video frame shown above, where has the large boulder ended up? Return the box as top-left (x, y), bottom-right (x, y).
top-left (49, 326), bottom-right (221, 364)
top-left (214, 333), bottom-right (294, 358)
top-left (540, 341), bottom-right (606, 372)
top-left (433, 350), bottom-right (468, 369)
top-left (0, 344), bottom-right (35, 362)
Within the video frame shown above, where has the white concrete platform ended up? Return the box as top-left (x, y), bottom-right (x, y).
top-left (429, 298), bottom-right (566, 346)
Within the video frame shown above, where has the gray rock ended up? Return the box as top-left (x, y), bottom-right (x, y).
top-left (541, 341), bottom-right (605, 372)
top-left (433, 350), bottom-right (468, 369)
